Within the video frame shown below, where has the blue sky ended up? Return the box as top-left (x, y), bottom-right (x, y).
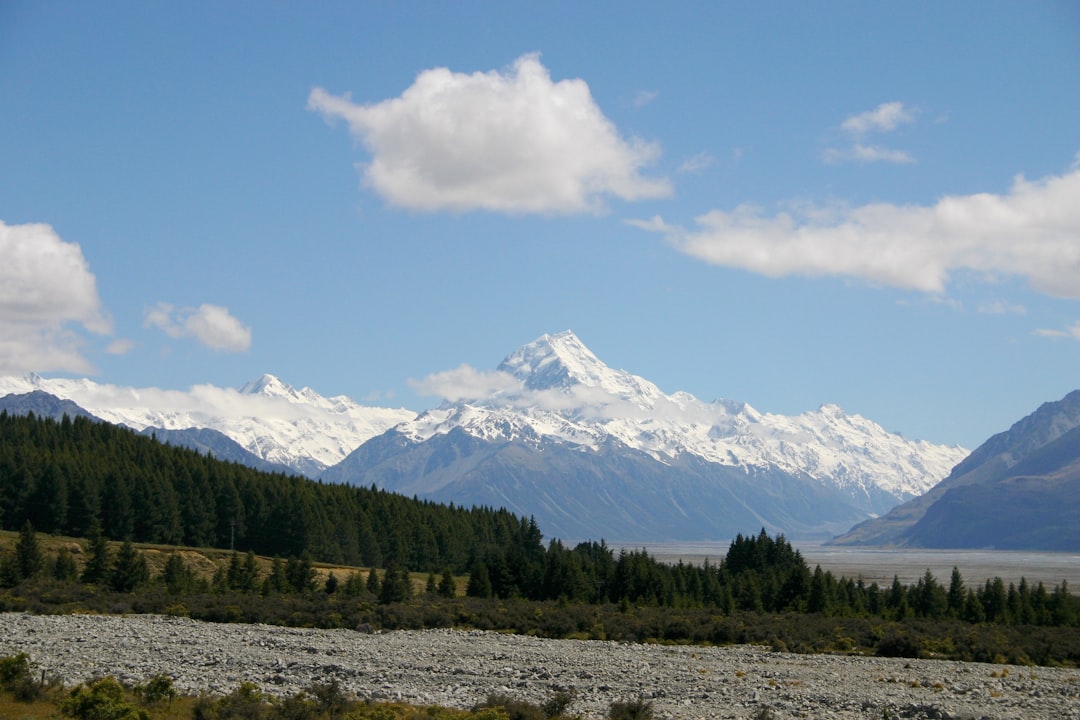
top-left (2, 1), bottom-right (1079, 449)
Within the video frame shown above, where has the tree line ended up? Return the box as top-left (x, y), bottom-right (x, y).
top-left (1, 410), bottom-right (1078, 630)
top-left (0, 411), bottom-right (542, 572)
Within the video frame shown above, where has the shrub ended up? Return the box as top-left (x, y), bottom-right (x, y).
top-left (133, 675), bottom-right (176, 706)
top-left (607, 699), bottom-right (653, 720)
top-left (60, 677), bottom-right (149, 720)
top-left (473, 694), bottom-right (545, 720)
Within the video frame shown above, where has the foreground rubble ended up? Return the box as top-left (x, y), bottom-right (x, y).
top-left (2, 613), bottom-right (1078, 719)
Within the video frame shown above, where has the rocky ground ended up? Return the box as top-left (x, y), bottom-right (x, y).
top-left (2, 613), bottom-right (1078, 719)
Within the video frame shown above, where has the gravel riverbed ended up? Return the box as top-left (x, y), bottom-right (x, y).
top-left (2, 613), bottom-right (1078, 719)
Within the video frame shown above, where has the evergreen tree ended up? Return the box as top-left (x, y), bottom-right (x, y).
top-left (342, 571), bottom-right (365, 597)
top-left (81, 527), bottom-right (112, 584)
top-left (14, 520), bottom-right (44, 580)
top-left (162, 554), bottom-right (198, 594)
top-left (226, 550), bottom-right (260, 592)
top-left (946, 567), bottom-right (965, 618)
top-left (111, 539), bottom-right (149, 593)
top-left (425, 571), bottom-right (438, 595)
top-left (378, 563), bottom-right (411, 604)
top-left (285, 554), bottom-right (316, 594)
top-left (52, 547), bottom-right (79, 583)
top-left (438, 567), bottom-right (457, 598)
top-left (324, 572), bottom-right (339, 594)
top-left (365, 568), bottom-right (381, 595)
top-left (466, 559), bottom-right (493, 598)
top-left (263, 557), bottom-right (289, 595)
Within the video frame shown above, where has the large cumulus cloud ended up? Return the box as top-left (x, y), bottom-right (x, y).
top-left (308, 54), bottom-right (671, 214)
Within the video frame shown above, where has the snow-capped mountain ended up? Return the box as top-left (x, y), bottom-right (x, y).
top-left (0, 373), bottom-right (415, 477)
top-left (323, 331), bottom-right (968, 540)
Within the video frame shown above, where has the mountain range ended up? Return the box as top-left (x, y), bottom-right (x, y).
top-left (831, 389), bottom-right (1080, 550)
top-left (0, 372), bottom-right (415, 478)
top-left (0, 331), bottom-right (969, 542)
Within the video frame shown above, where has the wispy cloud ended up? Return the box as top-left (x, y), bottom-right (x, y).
top-left (632, 161), bottom-right (1080, 299)
top-left (308, 53), bottom-right (671, 214)
top-left (826, 101), bottom-right (917, 164)
top-left (841, 101), bottom-right (916, 134)
top-left (145, 302), bottom-right (252, 352)
top-left (978, 301), bottom-right (1026, 315)
top-left (823, 144), bottom-right (914, 165)
top-left (0, 219), bottom-right (111, 375)
top-left (633, 89), bottom-right (659, 108)
top-left (1034, 322), bottom-right (1080, 340)
top-left (679, 151), bottom-right (715, 174)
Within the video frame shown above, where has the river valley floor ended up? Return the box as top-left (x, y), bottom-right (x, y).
top-left (3, 613), bottom-right (1079, 720)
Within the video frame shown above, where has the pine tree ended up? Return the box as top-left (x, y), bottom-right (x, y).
top-left (111, 539), bottom-right (149, 593)
top-left (378, 563), bottom-right (411, 604)
top-left (162, 554), bottom-right (198, 594)
top-left (425, 571), bottom-right (438, 595)
top-left (438, 567), bottom-right (457, 598)
top-left (15, 520), bottom-right (44, 580)
top-left (285, 554), bottom-right (316, 594)
top-left (81, 527), bottom-right (112, 584)
top-left (466, 559), bottom-right (493, 598)
top-left (366, 568), bottom-right (381, 595)
top-left (52, 547), bottom-right (79, 582)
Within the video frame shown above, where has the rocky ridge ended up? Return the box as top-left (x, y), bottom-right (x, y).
top-left (3, 613), bottom-right (1078, 719)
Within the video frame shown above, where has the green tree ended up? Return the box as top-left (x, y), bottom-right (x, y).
top-left (81, 527), bottom-right (112, 585)
top-left (946, 567), bottom-right (965, 618)
top-left (226, 550), bottom-right (260, 593)
top-left (14, 520), bottom-right (44, 580)
top-left (438, 567), bottom-right (457, 598)
top-left (467, 559), bottom-right (493, 598)
top-left (285, 554), bottom-right (316, 594)
top-left (379, 563), bottom-right (411, 604)
top-left (365, 567), bottom-right (381, 595)
top-left (161, 554), bottom-right (198, 594)
top-left (53, 546), bottom-right (80, 582)
top-left (110, 539), bottom-right (149, 593)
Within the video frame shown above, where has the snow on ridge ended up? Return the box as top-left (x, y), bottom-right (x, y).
top-left (0, 373), bottom-right (416, 475)
top-left (395, 333), bottom-right (968, 500)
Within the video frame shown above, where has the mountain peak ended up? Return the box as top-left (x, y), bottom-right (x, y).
top-left (238, 374), bottom-right (293, 397)
top-left (498, 331), bottom-right (602, 390)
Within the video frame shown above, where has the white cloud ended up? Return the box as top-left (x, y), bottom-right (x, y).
top-left (679, 152), bottom-right (715, 174)
top-left (633, 90), bottom-right (659, 108)
top-left (1034, 322), bottom-right (1080, 340)
top-left (827, 101), bottom-right (916, 165)
top-left (0, 220), bottom-right (111, 374)
top-left (145, 302), bottom-right (252, 352)
top-left (823, 144), bottom-right (914, 165)
top-left (408, 364), bottom-right (707, 425)
top-left (308, 53), bottom-right (671, 214)
top-left (633, 161), bottom-right (1080, 299)
top-left (105, 338), bottom-right (137, 355)
top-left (978, 301), bottom-right (1026, 315)
top-left (841, 101), bottom-right (916, 134)
top-left (409, 365), bottom-right (520, 402)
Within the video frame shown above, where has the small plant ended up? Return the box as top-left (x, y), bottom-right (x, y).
top-left (749, 707), bottom-right (777, 720)
top-left (472, 694), bottom-right (545, 720)
top-left (607, 698), bottom-right (653, 720)
top-left (541, 690), bottom-right (575, 719)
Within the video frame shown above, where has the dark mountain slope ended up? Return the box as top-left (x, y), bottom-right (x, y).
top-left (831, 390), bottom-right (1080, 549)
